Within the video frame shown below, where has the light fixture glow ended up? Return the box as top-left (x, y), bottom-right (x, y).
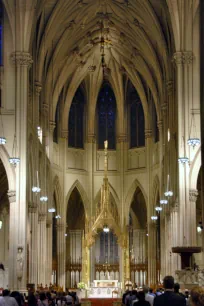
top-left (55, 215), bottom-right (61, 219)
top-left (0, 220), bottom-right (2, 229)
top-left (178, 157), bottom-right (189, 164)
top-left (32, 186), bottom-right (41, 193)
top-left (164, 191), bottom-right (173, 197)
top-left (103, 225), bottom-right (110, 233)
top-left (187, 138), bottom-right (200, 148)
top-left (65, 233), bottom-right (68, 237)
top-left (9, 157), bottom-right (20, 166)
top-left (155, 206), bottom-right (162, 212)
top-left (40, 196), bottom-right (48, 202)
top-left (48, 208), bottom-right (56, 213)
top-left (197, 226), bottom-right (202, 233)
top-left (160, 199), bottom-right (168, 205)
top-left (151, 216), bottom-right (158, 221)
top-left (0, 137), bottom-right (6, 145)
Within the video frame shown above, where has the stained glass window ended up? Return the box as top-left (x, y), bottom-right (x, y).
top-left (68, 87), bottom-right (85, 148)
top-left (97, 84), bottom-right (116, 149)
top-left (130, 91), bottom-right (145, 148)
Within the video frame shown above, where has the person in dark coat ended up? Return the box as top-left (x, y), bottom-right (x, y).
top-left (153, 276), bottom-right (186, 306)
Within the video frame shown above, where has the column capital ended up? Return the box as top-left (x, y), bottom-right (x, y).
top-left (28, 202), bottom-right (38, 213)
top-left (38, 213), bottom-right (47, 222)
top-left (42, 103), bottom-right (49, 116)
top-left (7, 190), bottom-right (16, 203)
top-left (61, 130), bottom-right (68, 139)
top-left (189, 189), bottom-right (198, 202)
top-left (49, 120), bottom-right (56, 132)
top-left (166, 81), bottom-right (173, 95)
top-left (182, 51), bottom-right (194, 65)
top-left (87, 133), bottom-right (96, 143)
top-left (117, 134), bottom-right (127, 143)
top-left (161, 102), bottom-right (168, 116)
top-left (157, 120), bottom-right (163, 131)
top-left (173, 51), bottom-right (193, 65)
top-left (35, 81), bottom-right (42, 96)
top-left (173, 52), bottom-right (183, 65)
top-left (171, 200), bottom-right (179, 213)
top-left (11, 51), bottom-right (33, 67)
top-left (145, 129), bottom-right (152, 139)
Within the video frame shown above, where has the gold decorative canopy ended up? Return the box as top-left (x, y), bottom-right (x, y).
top-left (84, 140), bottom-right (126, 247)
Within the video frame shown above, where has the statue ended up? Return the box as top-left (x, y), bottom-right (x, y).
top-left (16, 247), bottom-right (24, 280)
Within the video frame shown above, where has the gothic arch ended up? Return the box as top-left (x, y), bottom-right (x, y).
top-left (66, 180), bottom-right (89, 217)
top-left (125, 179), bottom-right (147, 222)
top-left (0, 145), bottom-right (15, 190)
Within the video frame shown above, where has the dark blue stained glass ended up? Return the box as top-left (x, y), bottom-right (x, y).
top-left (130, 91), bottom-right (145, 148)
top-left (0, 25), bottom-right (2, 66)
top-left (97, 84), bottom-right (116, 149)
top-left (68, 88), bottom-right (84, 148)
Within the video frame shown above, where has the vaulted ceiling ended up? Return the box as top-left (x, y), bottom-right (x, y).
top-left (33, 0), bottom-right (174, 127)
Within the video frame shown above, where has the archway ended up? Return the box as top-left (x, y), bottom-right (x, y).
top-left (0, 158), bottom-right (9, 288)
top-left (66, 187), bottom-right (85, 289)
top-left (129, 187), bottom-right (147, 287)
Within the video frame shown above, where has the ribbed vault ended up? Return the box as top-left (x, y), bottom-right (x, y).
top-left (33, 0), bottom-right (175, 133)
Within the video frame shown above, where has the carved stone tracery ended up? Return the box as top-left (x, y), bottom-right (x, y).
top-left (11, 52), bottom-right (33, 67)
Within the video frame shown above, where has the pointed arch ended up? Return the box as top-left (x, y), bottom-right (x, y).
top-left (125, 179), bottom-right (147, 222)
top-left (0, 145), bottom-right (15, 190)
top-left (65, 180), bottom-right (89, 217)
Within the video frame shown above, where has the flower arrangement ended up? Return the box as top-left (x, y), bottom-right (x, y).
top-left (77, 282), bottom-right (86, 290)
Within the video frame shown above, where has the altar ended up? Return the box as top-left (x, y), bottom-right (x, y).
top-left (88, 280), bottom-right (120, 298)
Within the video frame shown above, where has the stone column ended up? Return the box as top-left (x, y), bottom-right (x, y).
top-left (147, 222), bottom-right (157, 286)
top-left (189, 189), bottom-right (198, 246)
top-left (173, 52), bottom-right (193, 246)
top-left (87, 133), bottom-right (95, 217)
top-left (46, 220), bottom-right (53, 285)
top-left (38, 213), bottom-right (47, 286)
top-left (56, 223), bottom-right (66, 289)
top-left (42, 103), bottom-right (49, 147)
top-left (48, 121), bottom-right (56, 162)
top-left (28, 202), bottom-right (38, 286)
top-left (34, 82), bottom-right (42, 130)
top-left (170, 201), bottom-right (180, 275)
top-left (7, 190), bottom-right (17, 290)
top-left (10, 51), bottom-right (33, 292)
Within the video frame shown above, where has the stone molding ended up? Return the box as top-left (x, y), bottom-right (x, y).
top-left (11, 51), bottom-right (33, 67)
top-left (145, 129), bottom-right (152, 139)
top-left (189, 189), bottom-right (198, 202)
top-left (161, 102), bottom-right (168, 116)
top-left (87, 133), bottom-right (96, 143)
top-left (61, 130), bottom-right (68, 139)
top-left (117, 134), bottom-right (127, 143)
top-left (173, 51), bottom-right (193, 65)
top-left (38, 213), bottom-right (47, 222)
top-left (7, 190), bottom-right (16, 203)
top-left (28, 202), bottom-right (38, 213)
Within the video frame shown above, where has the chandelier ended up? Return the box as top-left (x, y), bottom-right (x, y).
top-left (32, 171), bottom-right (41, 193)
top-left (187, 137), bottom-right (200, 148)
top-left (155, 206), bottom-right (162, 212)
top-left (48, 208), bottom-right (56, 213)
top-left (151, 216), bottom-right (158, 221)
top-left (103, 225), bottom-right (110, 233)
top-left (178, 157), bottom-right (189, 164)
top-left (160, 199), bottom-right (168, 205)
top-left (164, 191), bottom-right (173, 197)
top-left (40, 196), bottom-right (48, 202)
